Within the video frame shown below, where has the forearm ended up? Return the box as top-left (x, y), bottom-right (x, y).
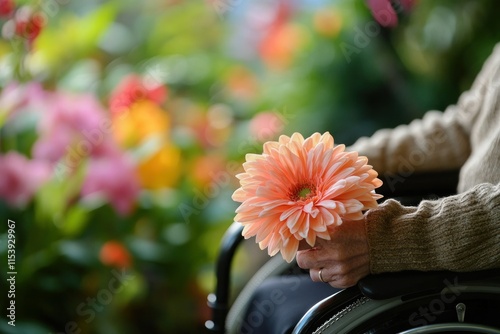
top-left (365, 182), bottom-right (500, 273)
top-left (348, 108), bottom-right (471, 176)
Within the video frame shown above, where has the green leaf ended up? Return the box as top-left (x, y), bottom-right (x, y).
top-left (61, 205), bottom-right (89, 236)
top-left (34, 3), bottom-right (117, 72)
top-left (35, 161), bottom-right (87, 226)
top-left (76, 3), bottom-right (117, 52)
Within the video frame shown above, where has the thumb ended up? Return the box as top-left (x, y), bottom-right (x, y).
top-left (298, 233), bottom-right (333, 251)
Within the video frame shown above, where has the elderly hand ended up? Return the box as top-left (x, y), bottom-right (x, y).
top-left (296, 218), bottom-right (371, 289)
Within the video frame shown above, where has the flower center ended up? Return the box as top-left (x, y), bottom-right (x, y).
top-left (298, 187), bottom-right (312, 199)
top-left (290, 183), bottom-right (316, 201)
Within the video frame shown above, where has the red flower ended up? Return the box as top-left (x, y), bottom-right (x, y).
top-left (109, 74), bottom-right (168, 115)
top-left (99, 241), bottom-right (132, 269)
top-left (14, 6), bottom-right (45, 44)
top-left (0, 0), bottom-right (14, 17)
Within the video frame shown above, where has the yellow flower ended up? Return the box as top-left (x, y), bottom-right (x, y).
top-left (313, 9), bottom-right (342, 38)
top-left (112, 100), bottom-right (170, 148)
top-left (137, 144), bottom-right (181, 189)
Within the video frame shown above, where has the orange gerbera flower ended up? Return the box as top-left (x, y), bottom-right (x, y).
top-left (232, 132), bottom-right (383, 262)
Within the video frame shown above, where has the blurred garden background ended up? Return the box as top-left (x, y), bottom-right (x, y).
top-left (0, 0), bottom-right (499, 333)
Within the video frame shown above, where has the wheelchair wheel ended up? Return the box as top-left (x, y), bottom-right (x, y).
top-left (225, 255), bottom-right (296, 333)
top-left (293, 279), bottom-right (500, 334)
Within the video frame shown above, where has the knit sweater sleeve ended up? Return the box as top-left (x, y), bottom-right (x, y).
top-left (347, 44), bottom-right (500, 274)
top-left (365, 182), bottom-right (500, 273)
top-left (347, 108), bottom-right (471, 175)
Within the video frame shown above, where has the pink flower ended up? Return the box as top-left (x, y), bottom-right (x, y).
top-left (0, 82), bottom-right (45, 121)
top-left (0, 151), bottom-right (51, 207)
top-left (232, 132), bottom-right (383, 262)
top-left (249, 111), bottom-right (285, 142)
top-left (81, 154), bottom-right (140, 216)
top-left (32, 93), bottom-right (113, 165)
top-left (366, 0), bottom-right (415, 28)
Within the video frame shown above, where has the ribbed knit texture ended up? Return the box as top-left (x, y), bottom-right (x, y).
top-left (349, 43), bottom-right (500, 273)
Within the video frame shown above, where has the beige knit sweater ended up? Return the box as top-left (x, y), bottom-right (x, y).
top-left (349, 43), bottom-right (500, 273)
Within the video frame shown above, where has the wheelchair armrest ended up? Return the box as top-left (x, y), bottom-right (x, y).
top-left (294, 269), bottom-right (500, 333)
top-left (358, 269), bottom-right (500, 300)
top-left (206, 222), bottom-right (245, 333)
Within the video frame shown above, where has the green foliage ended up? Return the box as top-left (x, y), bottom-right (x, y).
top-left (0, 0), bottom-right (499, 333)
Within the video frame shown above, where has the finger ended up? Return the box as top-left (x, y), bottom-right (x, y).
top-left (328, 265), bottom-right (369, 289)
top-left (312, 266), bottom-right (342, 284)
top-left (298, 239), bottom-right (313, 251)
top-left (297, 248), bottom-right (341, 270)
top-left (309, 268), bottom-right (327, 283)
top-left (296, 248), bottom-right (323, 269)
top-left (310, 254), bottom-right (369, 285)
top-left (298, 234), bottom-right (332, 250)
top-left (327, 257), bottom-right (371, 288)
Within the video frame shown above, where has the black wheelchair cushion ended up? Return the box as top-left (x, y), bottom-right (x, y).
top-left (358, 268), bottom-right (500, 300)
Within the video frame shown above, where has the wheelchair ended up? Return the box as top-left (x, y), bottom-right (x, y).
top-left (205, 170), bottom-right (500, 334)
